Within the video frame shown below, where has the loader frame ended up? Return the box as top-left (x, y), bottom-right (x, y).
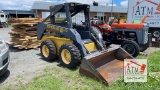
top-left (37, 2), bottom-right (134, 86)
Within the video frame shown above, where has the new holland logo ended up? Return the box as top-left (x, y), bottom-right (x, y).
top-left (124, 59), bottom-right (147, 82)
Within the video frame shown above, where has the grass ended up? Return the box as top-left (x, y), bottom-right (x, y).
top-left (138, 50), bottom-right (160, 72)
top-left (147, 51), bottom-right (160, 72)
top-left (16, 51), bottom-right (160, 90)
top-left (18, 74), bottom-right (67, 90)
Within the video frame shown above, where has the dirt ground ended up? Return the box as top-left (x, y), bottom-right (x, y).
top-left (0, 27), bottom-right (59, 89)
top-left (0, 27), bottom-right (160, 89)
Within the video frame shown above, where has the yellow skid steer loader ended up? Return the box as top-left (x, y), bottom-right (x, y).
top-left (37, 2), bottom-right (133, 86)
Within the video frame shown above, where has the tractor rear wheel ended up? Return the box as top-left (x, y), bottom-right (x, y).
top-left (59, 43), bottom-right (81, 69)
top-left (40, 40), bottom-right (57, 61)
top-left (121, 40), bottom-right (140, 57)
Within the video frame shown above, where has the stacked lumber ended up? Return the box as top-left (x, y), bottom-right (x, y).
top-left (8, 18), bottom-right (44, 24)
top-left (7, 18), bottom-right (44, 49)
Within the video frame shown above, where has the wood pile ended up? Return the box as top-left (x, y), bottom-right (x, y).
top-left (7, 18), bottom-right (44, 49)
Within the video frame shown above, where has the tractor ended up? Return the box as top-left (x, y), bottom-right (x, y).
top-left (91, 16), bottom-right (151, 57)
top-left (37, 3), bottom-right (133, 86)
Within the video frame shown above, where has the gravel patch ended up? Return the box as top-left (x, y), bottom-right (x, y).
top-left (0, 27), bottom-right (59, 89)
top-left (140, 47), bottom-right (160, 56)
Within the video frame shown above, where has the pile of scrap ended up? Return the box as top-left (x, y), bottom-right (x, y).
top-left (152, 41), bottom-right (160, 47)
top-left (151, 38), bottom-right (160, 47)
top-left (7, 18), bottom-right (45, 49)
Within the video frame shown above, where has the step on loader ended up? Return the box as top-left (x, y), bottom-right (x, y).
top-left (37, 2), bottom-right (133, 86)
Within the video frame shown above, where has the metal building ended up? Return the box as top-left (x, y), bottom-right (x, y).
top-left (2, 10), bottom-right (35, 18)
top-left (32, 1), bottom-right (128, 22)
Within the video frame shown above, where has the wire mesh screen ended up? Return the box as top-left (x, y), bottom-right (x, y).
top-left (72, 12), bottom-right (85, 25)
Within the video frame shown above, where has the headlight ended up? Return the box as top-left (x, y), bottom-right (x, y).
top-left (0, 36), bottom-right (7, 54)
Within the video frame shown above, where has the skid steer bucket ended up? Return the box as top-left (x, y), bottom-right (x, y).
top-left (79, 47), bottom-right (133, 86)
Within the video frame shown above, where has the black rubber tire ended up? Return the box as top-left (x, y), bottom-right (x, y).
top-left (151, 30), bottom-right (160, 38)
top-left (139, 44), bottom-right (148, 52)
top-left (59, 43), bottom-right (81, 69)
top-left (121, 40), bottom-right (140, 57)
top-left (0, 21), bottom-right (2, 28)
top-left (40, 40), bottom-right (57, 61)
top-left (105, 42), bottom-right (112, 47)
top-left (2, 23), bottom-right (6, 28)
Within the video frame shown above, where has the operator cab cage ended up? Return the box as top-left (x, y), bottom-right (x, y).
top-left (43, 2), bottom-right (91, 29)
top-left (41, 2), bottom-right (92, 40)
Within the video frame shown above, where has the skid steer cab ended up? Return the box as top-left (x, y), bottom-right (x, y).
top-left (37, 2), bottom-right (133, 86)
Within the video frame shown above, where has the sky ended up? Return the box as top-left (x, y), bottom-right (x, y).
top-left (0, 0), bottom-right (128, 10)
